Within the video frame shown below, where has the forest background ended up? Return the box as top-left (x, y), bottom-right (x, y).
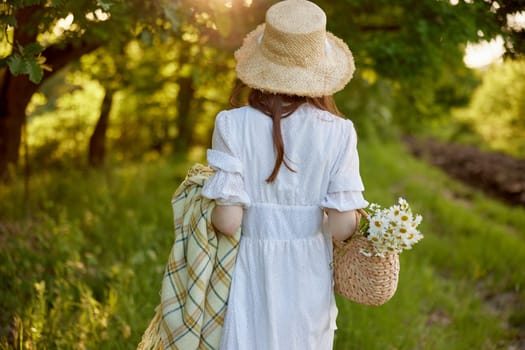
top-left (1, 0), bottom-right (524, 349)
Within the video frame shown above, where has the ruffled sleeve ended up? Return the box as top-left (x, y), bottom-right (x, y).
top-left (202, 111), bottom-right (251, 207)
top-left (320, 120), bottom-right (368, 211)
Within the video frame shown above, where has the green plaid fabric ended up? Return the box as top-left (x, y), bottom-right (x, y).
top-left (140, 164), bottom-right (241, 350)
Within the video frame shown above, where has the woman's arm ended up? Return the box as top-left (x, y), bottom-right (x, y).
top-left (211, 204), bottom-right (243, 235)
top-left (325, 208), bottom-right (360, 241)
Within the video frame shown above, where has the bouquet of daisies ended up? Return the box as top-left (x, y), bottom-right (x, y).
top-left (358, 198), bottom-right (423, 257)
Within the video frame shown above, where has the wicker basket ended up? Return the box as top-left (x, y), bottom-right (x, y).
top-left (333, 235), bottom-right (400, 306)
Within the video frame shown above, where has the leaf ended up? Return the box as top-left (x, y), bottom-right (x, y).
top-left (7, 54), bottom-right (27, 76)
top-left (26, 57), bottom-right (44, 84)
top-left (0, 15), bottom-right (17, 27)
top-left (23, 43), bottom-right (44, 56)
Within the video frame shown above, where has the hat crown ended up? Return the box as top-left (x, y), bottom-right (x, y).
top-left (261, 0), bottom-right (327, 68)
top-left (266, 0), bottom-right (326, 34)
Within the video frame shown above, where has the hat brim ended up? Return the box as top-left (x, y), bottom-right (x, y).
top-left (234, 24), bottom-right (355, 97)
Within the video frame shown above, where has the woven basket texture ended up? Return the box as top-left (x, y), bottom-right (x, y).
top-left (333, 235), bottom-right (400, 306)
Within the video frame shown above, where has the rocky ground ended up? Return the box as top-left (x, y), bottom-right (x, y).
top-left (404, 137), bottom-right (525, 207)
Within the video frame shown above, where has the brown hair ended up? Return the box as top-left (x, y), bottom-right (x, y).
top-left (230, 82), bottom-right (343, 183)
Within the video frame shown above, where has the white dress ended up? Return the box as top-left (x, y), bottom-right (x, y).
top-left (202, 104), bottom-right (368, 350)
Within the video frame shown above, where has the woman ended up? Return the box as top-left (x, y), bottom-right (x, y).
top-left (202, 1), bottom-right (368, 349)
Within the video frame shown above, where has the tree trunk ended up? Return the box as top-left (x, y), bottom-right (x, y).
top-left (0, 73), bottom-right (39, 180)
top-left (172, 38), bottom-right (198, 152)
top-left (0, 6), bottom-right (40, 180)
top-left (0, 43), bottom-right (102, 180)
top-left (0, 5), bottom-right (102, 180)
top-left (175, 75), bottom-right (196, 151)
top-left (88, 88), bottom-right (114, 167)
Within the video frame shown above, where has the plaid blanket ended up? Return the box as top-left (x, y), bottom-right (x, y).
top-left (138, 164), bottom-right (241, 350)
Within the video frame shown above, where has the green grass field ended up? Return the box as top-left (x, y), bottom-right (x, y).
top-left (1, 140), bottom-right (524, 349)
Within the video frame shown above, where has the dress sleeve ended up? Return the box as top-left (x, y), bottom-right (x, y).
top-left (202, 111), bottom-right (251, 207)
top-left (320, 120), bottom-right (368, 211)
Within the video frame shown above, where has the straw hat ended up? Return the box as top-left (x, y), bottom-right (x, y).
top-left (235, 0), bottom-right (355, 97)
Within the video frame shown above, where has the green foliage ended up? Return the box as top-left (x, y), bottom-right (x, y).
top-left (0, 155), bottom-right (194, 349)
top-left (6, 54), bottom-right (24, 74)
top-left (2, 0), bottom-right (523, 171)
top-left (334, 140), bottom-right (525, 349)
top-left (0, 14), bottom-right (17, 27)
top-left (24, 56), bottom-right (42, 83)
top-left (24, 31), bottom-right (236, 166)
top-left (453, 60), bottom-right (525, 157)
top-left (26, 71), bottom-right (105, 166)
top-left (315, 0), bottom-right (522, 131)
top-left (1, 140), bottom-right (524, 349)
top-left (0, 0), bottom-right (169, 84)
top-left (4, 43), bottom-right (45, 83)
top-left (3, 0), bottom-right (517, 86)
top-left (335, 72), bottom-right (397, 140)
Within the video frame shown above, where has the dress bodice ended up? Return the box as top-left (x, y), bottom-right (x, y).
top-left (202, 104), bottom-right (368, 219)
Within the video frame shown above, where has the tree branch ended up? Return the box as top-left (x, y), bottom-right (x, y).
top-left (14, 4), bottom-right (43, 45)
top-left (42, 40), bottom-right (103, 81)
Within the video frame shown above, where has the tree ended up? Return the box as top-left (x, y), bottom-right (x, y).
top-left (88, 86), bottom-right (115, 167)
top-left (0, 0), bottom-right (167, 179)
top-left (162, 0), bottom-right (268, 151)
top-left (455, 59), bottom-right (525, 157)
top-left (317, 0), bottom-right (525, 126)
top-left (0, 0), bottom-right (270, 176)
top-left (4, 0), bottom-right (525, 176)
top-left (80, 46), bottom-right (128, 167)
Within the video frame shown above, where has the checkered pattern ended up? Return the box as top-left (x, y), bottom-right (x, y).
top-left (137, 164), bottom-right (241, 350)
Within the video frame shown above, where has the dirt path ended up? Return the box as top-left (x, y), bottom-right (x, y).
top-left (404, 137), bottom-right (525, 207)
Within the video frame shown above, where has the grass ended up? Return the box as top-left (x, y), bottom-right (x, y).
top-left (0, 140), bottom-right (524, 349)
top-left (333, 141), bottom-right (525, 350)
top-left (0, 154), bottom-right (193, 350)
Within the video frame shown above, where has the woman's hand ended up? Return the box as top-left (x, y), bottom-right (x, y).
top-left (325, 208), bottom-right (360, 241)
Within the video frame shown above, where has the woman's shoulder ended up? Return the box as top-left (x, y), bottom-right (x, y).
top-left (300, 104), bottom-right (355, 132)
top-left (215, 106), bottom-right (268, 130)
top-left (217, 105), bottom-right (264, 120)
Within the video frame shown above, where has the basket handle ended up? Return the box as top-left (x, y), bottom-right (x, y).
top-left (333, 208), bottom-right (369, 258)
top-left (357, 208), bottom-right (369, 223)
